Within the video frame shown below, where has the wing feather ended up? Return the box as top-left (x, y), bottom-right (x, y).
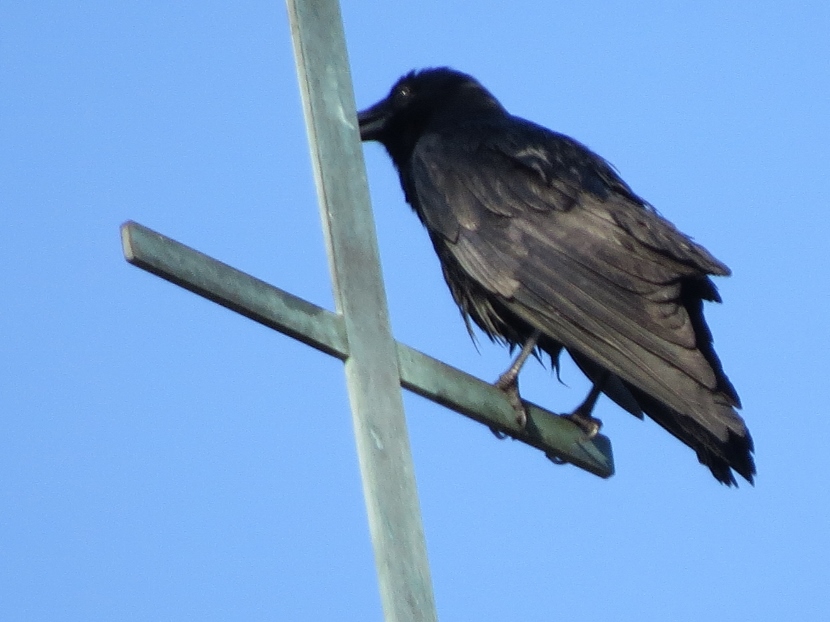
top-left (410, 131), bottom-right (749, 445)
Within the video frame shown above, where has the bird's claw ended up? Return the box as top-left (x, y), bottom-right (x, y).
top-left (563, 412), bottom-right (602, 438)
top-left (495, 372), bottom-right (528, 428)
top-left (489, 426), bottom-right (509, 440)
top-left (546, 452), bottom-right (567, 465)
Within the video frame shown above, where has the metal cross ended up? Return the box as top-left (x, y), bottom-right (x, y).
top-left (120, 1), bottom-right (614, 620)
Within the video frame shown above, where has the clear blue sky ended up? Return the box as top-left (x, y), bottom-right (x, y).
top-left (2, 1), bottom-right (829, 620)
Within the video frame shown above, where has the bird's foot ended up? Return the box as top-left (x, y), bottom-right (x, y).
top-left (563, 411), bottom-right (602, 439)
top-left (495, 370), bottom-right (528, 428)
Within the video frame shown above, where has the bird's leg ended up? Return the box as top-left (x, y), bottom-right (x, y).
top-left (494, 329), bottom-right (541, 428)
top-left (564, 372), bottom-right (608, 438)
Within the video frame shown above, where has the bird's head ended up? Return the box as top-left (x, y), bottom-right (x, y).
top-left (358, 68), bottom-right (504, 163)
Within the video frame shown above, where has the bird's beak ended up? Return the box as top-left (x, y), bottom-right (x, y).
top-left (357, 99), bottom-right (390, 142)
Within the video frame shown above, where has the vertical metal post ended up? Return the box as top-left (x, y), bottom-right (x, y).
top-left (285, 1), bottom-right (438, 620)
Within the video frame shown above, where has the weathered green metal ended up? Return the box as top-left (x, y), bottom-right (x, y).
top-left (396, 344), bottom-right (614, 477)
top-left (285, 1), bottom-right (437, 620)
top-left (121, 220), bottom-right (614, 478)
top-left (121, 221), bottom-right (348, 359)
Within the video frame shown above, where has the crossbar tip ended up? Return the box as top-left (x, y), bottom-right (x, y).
top-left (120, 220), bottom-right (139, 263)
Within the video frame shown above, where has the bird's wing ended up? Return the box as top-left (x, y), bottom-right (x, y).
top-left (410, 129), bottom-right (749, 447)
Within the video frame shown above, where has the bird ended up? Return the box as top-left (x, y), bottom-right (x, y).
top-left (357, 67), bottom-right (754, 486)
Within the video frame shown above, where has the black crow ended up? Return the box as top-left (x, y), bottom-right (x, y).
top-left (358, 67), bottom-right (754, 486)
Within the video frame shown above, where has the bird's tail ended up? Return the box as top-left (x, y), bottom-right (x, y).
top-left (570, 351), bottom-right (755, 486)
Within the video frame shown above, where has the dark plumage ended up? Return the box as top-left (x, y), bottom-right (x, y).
top-left (358, 67), bottom-right (754, 485)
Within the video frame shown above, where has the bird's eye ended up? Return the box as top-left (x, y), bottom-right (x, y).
top-left (394, 84), bottom-right (412, 103)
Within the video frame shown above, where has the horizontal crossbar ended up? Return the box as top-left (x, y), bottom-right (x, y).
top-left (121, 220), bottom-right (613, 478)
